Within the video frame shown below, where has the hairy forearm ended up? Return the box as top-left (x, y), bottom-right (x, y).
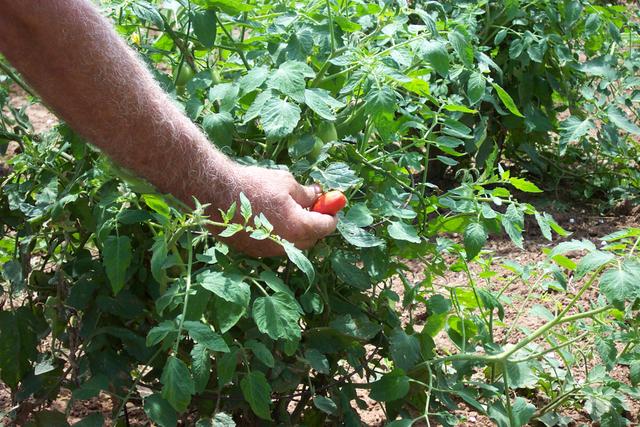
top-left (0, 0), bottom-right (234, 208)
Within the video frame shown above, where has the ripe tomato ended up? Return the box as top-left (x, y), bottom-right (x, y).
top-left (311, 191), bottom-right (347, 215)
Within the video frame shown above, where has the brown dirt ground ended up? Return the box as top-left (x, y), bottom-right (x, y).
top-left (2, 89), bottom-right (640, 425)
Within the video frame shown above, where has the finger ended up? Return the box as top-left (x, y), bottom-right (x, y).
top-left (290, 182), bottom-right (322, 208)
top-left (299, 208), bottom-right (339, 238)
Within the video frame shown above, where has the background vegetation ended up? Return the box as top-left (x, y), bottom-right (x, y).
top-left (1, 0), bottom-right (639, 425)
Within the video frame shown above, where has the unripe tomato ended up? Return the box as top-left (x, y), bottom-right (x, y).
top-left (317, 122), bottom-right (338, 143)
top-left (308, 137), bottom-right (324, 160)
top-left (311, 191), bottom-right (347, 215)
top-left (173, 62), bottom-right (195, 86)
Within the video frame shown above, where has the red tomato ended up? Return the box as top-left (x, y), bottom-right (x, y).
top-left (311, 191), bottom-right (347, 215)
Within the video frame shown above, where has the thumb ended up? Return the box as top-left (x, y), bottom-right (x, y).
top-left (290, 183), bottom-right (322, 208)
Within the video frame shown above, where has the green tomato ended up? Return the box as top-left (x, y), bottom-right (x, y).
top-left (308, 137), bottom-right (324, 160)
top-left (173, 62), bottom-right (195, 87)
top-left (317, 122), bottom-right (338, 143)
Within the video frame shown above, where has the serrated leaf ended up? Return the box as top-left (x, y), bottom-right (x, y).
top-left (337, 218), bottom-right (384, 247)
top-left (467, 72), bottom-right (486, 105)
top-left (283, 242), bottom-right (315, 284)
top-left (203, 112), bottom-right (234, 147)
top-left (534, 212), bottom-right (552, 240)
top-left (576, 251), bottom-right (615, 279)
top-left (252, 292), bottom-right (302, 341)
top-left (448, 30), bottom-right (473, 66)
top-left (310, 162), bottom-right (362, 191)
top-left (370, 369), bottom-right (410, 402)
top-left (240, 371), bottom-right (272, 420)
top-left (245, 340), bottom-right (275, 368)
top-left (259, 98), bottom-right (301, 139)
top-left (267, 60), bottom-right (314, 102)
top-left (239, 66), bottom-right (269, 95)
top-left (509, 177), bottom-right (542, 193)
top-left (313, 395), bottom-right (337, 414)
top-left (304, 88), bottom-right (344, 121)
top-left (418, 40), bottom-right (449, 76)
top-left (501, 204), bottom-right (524, 249)
top-left (559, 117), bottom-right (593, 155)
top-left (183, 321), bottom-right (229, 352)
top-left (161, 356), bottom-right (195, 413)
top-left (599, 259), bottom-right (640, 309)
top-left (464, 221), bottom-right (487, 260)
top-left (146, 320), bottom-right (177, 347)
top-left (144, 394), bottom-right (178, 427)
top-left (198, 271), bottom-right (250, 307)
top-left (607, 105), bottom-right (640, 135)
top-left (190, 343), bottom-right (211, 394)
top-left (389, 328), bottom-right (421, 371)
top-left (491, 83), bottom-right (524, 117)
top-left (191, 10), bottom-right (217, 48)
top-left (388, 221), bottom-right (421, 244)
top-left (103, 236), bottom-right (132, 295)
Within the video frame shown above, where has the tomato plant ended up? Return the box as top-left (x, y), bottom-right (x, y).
top-left (1, 0), bottom-right (639, 426)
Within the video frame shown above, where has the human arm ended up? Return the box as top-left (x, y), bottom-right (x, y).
top-left (0, 0), bottom-right (337, 256)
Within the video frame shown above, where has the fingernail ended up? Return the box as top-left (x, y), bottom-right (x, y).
top-left (312, 183), bottom-right (323, 194)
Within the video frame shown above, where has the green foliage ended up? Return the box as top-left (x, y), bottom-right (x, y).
top-left (1, 0), bottom-right (639, 425)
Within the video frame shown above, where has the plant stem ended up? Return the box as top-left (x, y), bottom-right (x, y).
top-left (173, 231), bottom-right (194, 354)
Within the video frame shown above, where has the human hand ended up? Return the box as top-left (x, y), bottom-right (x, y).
top-left (215, 165), bottom-right (338, 257)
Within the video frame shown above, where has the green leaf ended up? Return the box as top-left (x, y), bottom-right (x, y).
top-left (238, 66), bottom-right (270, 95)
top-left (103, 236), bottom-right (132, 295)
top-left (190, 343), bottom-right (211, 394)
top-left (203, 112), bottom-right (234, 147)
top-left (509, 177), bottom-right (542, 193)
top-left (364, 85), bottom-right (397, 119)
top-left (0, 308), bottom-right (38, 389)
top-left (144, 394), bottom-right (178, 427)
top-left (143, 194), bottom-right (171, 217)
top-left (245, 340), bottom-right (275, 368)
top-left (463, 221), bottom-right (487, 260)
top-left (576, 250), bottom-right (615, 279)
top-left (467, 72), bottom-right (485, 105)
top-left (388, 221), bottom-right (421, 244)
top-left (146, 320), bottom-right (178, 347)
top-left (501, 204), bottom-right (524, 249)
top-left (267, 60), bottom-right (315, 102)
top-left (217, 347), bottom-right (238, 386)
top-left (389, 328), bottom-right (421, 371)
top-left (239, 192), bottom-right (252, 222)
top-left (252, 292), bottom-right (302, 341)
top-left (191, 10), bottom-right (217, 48)
top-left (259, 98), bottom-right (301, 139)
top-left (283, 242), bottom-right (315, 285)
top-left (370, 369), bottom-right (410, 402)
top-left (310, 162), bottom-right (362, 191)
top-left (534, 212), bottom-right (552, 241)
top-left (511, 397), bottom-right (536, 427)
top-left (198, 271), bottom-right (250, 307)
top-left (313, 395), bottom-right (337, 414)
top-left (559, 117), bottom-right (593, 155)
top-left (330, 250), bottom-right (371, 290)
top-left (607, 105), bottom-right (640, 135)
top-left (599, 259), bottom-right (640, 309)
top-left (337, 218), bottom-right (384, 247)
top-left (240, 371), bottom-right (272, 420)
top-left (161, 356), bottom-right (195, 413)
top-left (183, 321), bottom-right (229, 352)
top-left (259, 271), bottom-right (294, 297)
top-left (630, 361), bottom-right (640, 386)
top-left (191, 0), bottom-right (252, 14)
top-left (491, 83), bottom-right (524, 117)
top-left (304, 88), bottom-right (344, 121)
top-left (418, 40), bottom-right (449, 76)
top-left (195, 413), bottom-right (236, 427)
top-left (448, 30), bottom-right (473, 66)
top-left (304, 349), bottom-right (330, 374)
